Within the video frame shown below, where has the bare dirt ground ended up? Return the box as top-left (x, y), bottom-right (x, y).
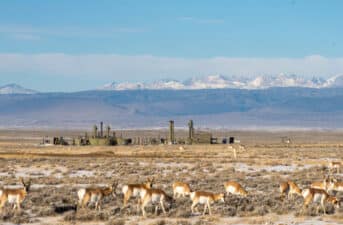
top-left (0, 129), bottom-right (342, 225)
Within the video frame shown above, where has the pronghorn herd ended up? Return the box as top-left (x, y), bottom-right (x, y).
top-left (278, 160), bottom-right (343, 215)
top-left (280, 177), bottom-right (341, 214)
top-left (0, 161), bottom-right (341, 217)
top-left (82, 174), bottom-right (342, 217)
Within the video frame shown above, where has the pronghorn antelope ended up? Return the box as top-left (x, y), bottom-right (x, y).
top-left (172, 181), bottom-right (192, 198)
top-left (224, 181), bottom-right (248, 197)
top-left (279, 181), bottom-right (302, 200)
top-left (190, 191), bottom-right (224, 216)
top-left (328, 161), bottom-right (342, 174)
top-left (78, 182), bottom-right (117, 210)
top-left (310, 177), bottom-right (329, 191)
top-left (0, 178), bottom-right (31, 211)
top-left (327, 178), bottom-right (343, 192)
top-left (302, 188), bottom-right (340, 214)
top-left (140, 188), bottom-right (173, 217)
top-left (122, 178), bottom-right (154, 208)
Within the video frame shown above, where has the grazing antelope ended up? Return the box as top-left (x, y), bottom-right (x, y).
top-left (0, 178), bottom-right (31, 211)
top-left (122, 178), bottom-right (154, 208)
top-left (328, 161), bottom-right (342, 174)
top-left (327, 178), bottom-right (343, 192)
top-left (140, 188), bottom-right (173, 217)
top-left (173, 181), bottom-right (192, 198)
top-left (190, 191), bottom-right (224, 216)
top-left (224, 181), bottom-right (248, 197)
top-left (302, 188), bottom-right (340, 214)
top-left (279, 181), bottom-right (302, 200)
top-left (78, 182), bottom-right (117, 210)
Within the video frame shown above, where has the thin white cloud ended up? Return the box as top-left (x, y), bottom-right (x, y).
top-left (178, 16), bottom-right (224, 24)
top-left (0, 24), bottom-right (145, 40)
top-left (0, 54), bottom-right (342, 82)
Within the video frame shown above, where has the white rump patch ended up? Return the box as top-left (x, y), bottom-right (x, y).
top-left (78, 188), bottom-right (86, 202)
top-left (7, 194), bottom-right (18, 204)
top-left (122, 185), bottom-right (128, 194)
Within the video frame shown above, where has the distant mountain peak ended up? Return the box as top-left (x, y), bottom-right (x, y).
top-left (101, 74), bottom-right (343, 91)
top-left (0, 83), bottom-right (38, 94)
top-left (323, 74), bottom-right (343, 88)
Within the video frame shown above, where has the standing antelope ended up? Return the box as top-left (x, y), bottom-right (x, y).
top-left (173, 181), bottom-right (192, 198)
top-left (328, 161), bottom-right (342, 174)
top-left (140, 188), bottom-right (173, 217)
top-left (310, 177), bottom-right (329, 191)
top-left (302, 188), bottom-right (340, 214)
top-left (224, 181), bottom-right (248, 197)
top-left (78, 182), bottom-right (117, 210)
top-left (190, 191), bottom-right (224, 216)
top-left (279, 181), bottom-right (302, 200)
top-left (0, 178), bottom-right (31, 211)
top-left (122, 178), bottom-right (154, 208)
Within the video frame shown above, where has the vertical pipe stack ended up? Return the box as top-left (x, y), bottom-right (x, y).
top-left (100, 121), bottom-right (103, 138)
top-left (188, 120), bottom-right (194, 144)
top-left (106, 126), bottom-right (111, 138)
top-left (169, 120), bottom-right (175, 144)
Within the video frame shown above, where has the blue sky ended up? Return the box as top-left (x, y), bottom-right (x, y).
top-left (0, 0), bottom-right (343, 91)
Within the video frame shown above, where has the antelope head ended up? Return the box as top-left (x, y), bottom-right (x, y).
top-left (216, 193), bottom-right (225, 203)
top-left (328, 196), bottom-right (340, 209)
top-left (145, 177), bottom-right (154, 189)
top-left (20, 177), bottom-right (31, 192)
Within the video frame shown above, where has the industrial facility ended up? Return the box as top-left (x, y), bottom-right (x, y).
top-left (43, 120), bottom-right (233, 146)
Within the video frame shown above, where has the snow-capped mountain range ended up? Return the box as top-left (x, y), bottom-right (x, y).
top-left (2, 77), bottom-right (343, 129)
top-left (0, 83), bottom-right (38, 94)
top-left (2, 74), bottom-right (343, 94)
top-left (102, 74), bottom-right (343, 91)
